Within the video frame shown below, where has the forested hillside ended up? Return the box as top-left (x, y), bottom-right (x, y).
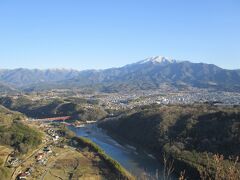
top-left (100, 104), bottom-right (240, 178)
top-left (0, 105), bottom-right (42, 153)
top-left (0, 96), bottom-right (107, 121)
top-left (0, 106), bottom-right (42, 178)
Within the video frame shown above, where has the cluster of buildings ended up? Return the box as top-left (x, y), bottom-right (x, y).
top-left (16, 145), bottom-right (53, 180)
top-left (16, 126), bottom-right (59, 179)
top-left (96, 90), bottom-right (240, 109)
top-left (35, 145), bottom-right (53, 164)
top-left (15, 122), bottom-right (65, 180)
top-left (47, 128), bottom-right (60, 141)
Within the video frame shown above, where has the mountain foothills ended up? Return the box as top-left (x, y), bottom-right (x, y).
top-left (0, 98), bottom-right (133, 180)
top-left (100, 104), bottom-right (240, 179)
top-left (0, 93), bottom-right (239, 179)
top-left (0, 96), bottom-right (107, 120)
top-left (0, 68), bottom-right (79, 87)
top-left (0, 56), bottom-right (240, 180)
top-left (1, 56), bottom-right (240, 92)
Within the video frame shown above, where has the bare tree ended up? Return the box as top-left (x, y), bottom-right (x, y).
top-left (199, 154), bottom-right (240, 180)
top-left (163, 153), bottom-right (174, 180)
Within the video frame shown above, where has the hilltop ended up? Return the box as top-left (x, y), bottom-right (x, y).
top-left (0, 56), bottom-right (240, 93)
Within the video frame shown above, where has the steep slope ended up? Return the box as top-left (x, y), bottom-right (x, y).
top-left (99, 104), bottom-right (240, 178)
top-left (62, 56), bottom-right (240, 92)
top-left (0, 56), bottom-right (240, 92)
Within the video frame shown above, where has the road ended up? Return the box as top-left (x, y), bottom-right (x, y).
top-left (11, 140), bottom-right (51, 180)
top-left (40, 150), bottom-right (70, 180)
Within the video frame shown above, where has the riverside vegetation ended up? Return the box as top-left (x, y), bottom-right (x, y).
top-left (100, 104), bottom-right (240, 179)
top-left (71, 136), bottom-right (134, 179)
top-left (0, 94), bottom-right (239, 179)
top-left (0, 105), bottom-right (134, 180)
top-left (57, 125), bottom-right (135, 180)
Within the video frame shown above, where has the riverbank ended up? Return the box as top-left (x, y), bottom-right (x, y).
top-left (71, 136), bottom-right (135, 180)
top-left (59, 125), bottom-right (135, 180)
top-left (68, 124), bottom-right (177, 179)
top-left (99, 124), bottom-right (200, 179)
top-left (98, 104), bottom-right (240, 179)
top-left (0, 119), bottom-right (135, 180)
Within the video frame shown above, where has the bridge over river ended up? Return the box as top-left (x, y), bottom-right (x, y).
top-left (31, 116), bottom-right (71, 122)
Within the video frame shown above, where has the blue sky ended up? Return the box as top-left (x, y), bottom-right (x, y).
top-left (0, 0), bottom-right (239, 70)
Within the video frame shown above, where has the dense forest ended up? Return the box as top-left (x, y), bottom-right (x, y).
top-left (0, 106), bottom-right (42, 154)
top-left (100, 104), bottom-right (240, 179)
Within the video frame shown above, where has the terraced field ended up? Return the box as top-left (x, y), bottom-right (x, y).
top-left (43, 148), bottom-right (107, 180)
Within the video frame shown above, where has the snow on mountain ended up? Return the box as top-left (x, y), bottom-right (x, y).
top-left (1, 55), bottom-right (240, 92)
top-left (137, 56), bottom-right (178, 65)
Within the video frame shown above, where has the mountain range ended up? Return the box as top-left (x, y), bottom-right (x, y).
top-left (1, 56), bottom-right (240, 93)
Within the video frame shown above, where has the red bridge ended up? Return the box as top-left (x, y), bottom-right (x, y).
top-left (35, 116), bottom-right (71, 121)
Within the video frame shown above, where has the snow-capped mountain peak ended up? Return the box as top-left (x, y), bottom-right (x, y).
top-left (138, 56), bottom-right (178, 65)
